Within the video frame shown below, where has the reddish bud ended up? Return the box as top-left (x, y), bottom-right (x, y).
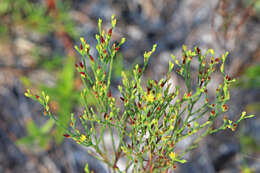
top-left (63, 134), bottom-right (70, 138)
top-left (86, 48), bottom-right (89, 53)
top-left (129, 118), bottom-right (135, 125)
top-left (103, 50), bottom-right (107, 54)
top-left (108, 28), bottom-right (113, 36)
top-left (211, 104), bottom-right (215, 107)
top-left (113, 164), bottom-right (119, 169)
top-left (108, 88), bottom-right (111, 97)
top-left (35, 95), bottom-right (40, 99)
top-left (137, 102), bottom-right (142, 109)
top-left (177, 119), bottom-right (182, 126)
top-left (80, 43), bottom-right (83, 50)
top-left (182, 55), bottom-right (186, 64)
top-left (160, 81), bottom-right (166, 88)
top-left (211, 110), bottom-right (215, 115)
top-left (138, 68), bottom-right (142, 74)
top-left (93, 91), bottom-right (98, 98)
top-left (200, 81), bottom-right (204, 88)
top-left (89, 55), bottom-right (94, 62)
top-left (200, 78), bottom-right (205, 87)
top-left (80, 72), bottom-right (86, 76)
top-left (100, 36), bottom-right (105, 43)
top-left (79, 62), bottom-right (84, 68)
top-left (225, 75), bottom-right (231, 81)
top-left (147, 87), bottom-right (151, 93)
top-left (75, 63), bottom-right (79, 68)
top-left (215, 58), bottom-right (220, 63)
top-left (232, 124), bottom-right (237, 131)
top-left (120, 97), bottom-right (124, 102)
top-left (187, 92), bottom-right (192, 97)
top-left (115, 47), bottom-right (119, 51)
top-left (104, 113), bottom-right (108, 119)
top-left (196, 47), bottom-right (201, 54)
top-left (222, 104), bottom-right (228, 111)
top-left (147, 111), bottom-right (151, 117)
top-left (157, 107), bottom-right (161, 111)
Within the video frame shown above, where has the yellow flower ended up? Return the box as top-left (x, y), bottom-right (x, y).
top-left (169, 152), bottom-right (176, 160)
top-left (146, 93), bottom-right (154, 102)
top-left (80, 134), bottom-right (87, 142)
top-left (157, 93), bottom-right (162, 100)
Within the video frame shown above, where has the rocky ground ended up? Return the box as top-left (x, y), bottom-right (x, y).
top-left (0, 0), bottom-right (259, 172)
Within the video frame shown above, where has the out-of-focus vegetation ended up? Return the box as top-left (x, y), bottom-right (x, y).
top-left (19, 56), bottom-right (81, 148)
top-left (0, 0), bottom-right (81, 149)
top-left (0, 0), bottom-right (77, 39)
top-left (236, 64), bottom-right (260, 113)
top-left (238, 64), bottom-right (260, 89)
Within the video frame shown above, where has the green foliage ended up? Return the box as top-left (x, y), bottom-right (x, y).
top-left (241, 133), bottom-right (260, 153)
top-left (16, 118), bottom-right (54, 150)
top-left (237, 64), bottom-right (260, 88)
top-left (40, 56), bottom-right (80, 144)
top-left (236, 63), bottom-right (260, 113)
top-left (239, 124), bottom-right (259, 173)
top-left (0, 0), bottom-right (77, 39)
top-left (20, 56), bottom-right (80, 149)
top-left (25, 16), bottom-right (254, 172)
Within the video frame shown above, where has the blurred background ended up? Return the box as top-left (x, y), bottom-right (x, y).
top-left (0, 0), bottom-right (259, 172)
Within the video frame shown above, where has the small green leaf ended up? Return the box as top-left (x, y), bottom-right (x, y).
top-left (40, 119), bottom-right (55, 134)
top-left (16, 136), bottom-right (34, 147)
top-left (244, 115), bottom-right (255, 119)
top-left (175, 158), bottom-right (187, 164)
top-left (98, 18), bottom-right (102, 34)
top-left (84, 163), bottom-right (90, 173)
top-left (26, 119), bottom-right (40, 137)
